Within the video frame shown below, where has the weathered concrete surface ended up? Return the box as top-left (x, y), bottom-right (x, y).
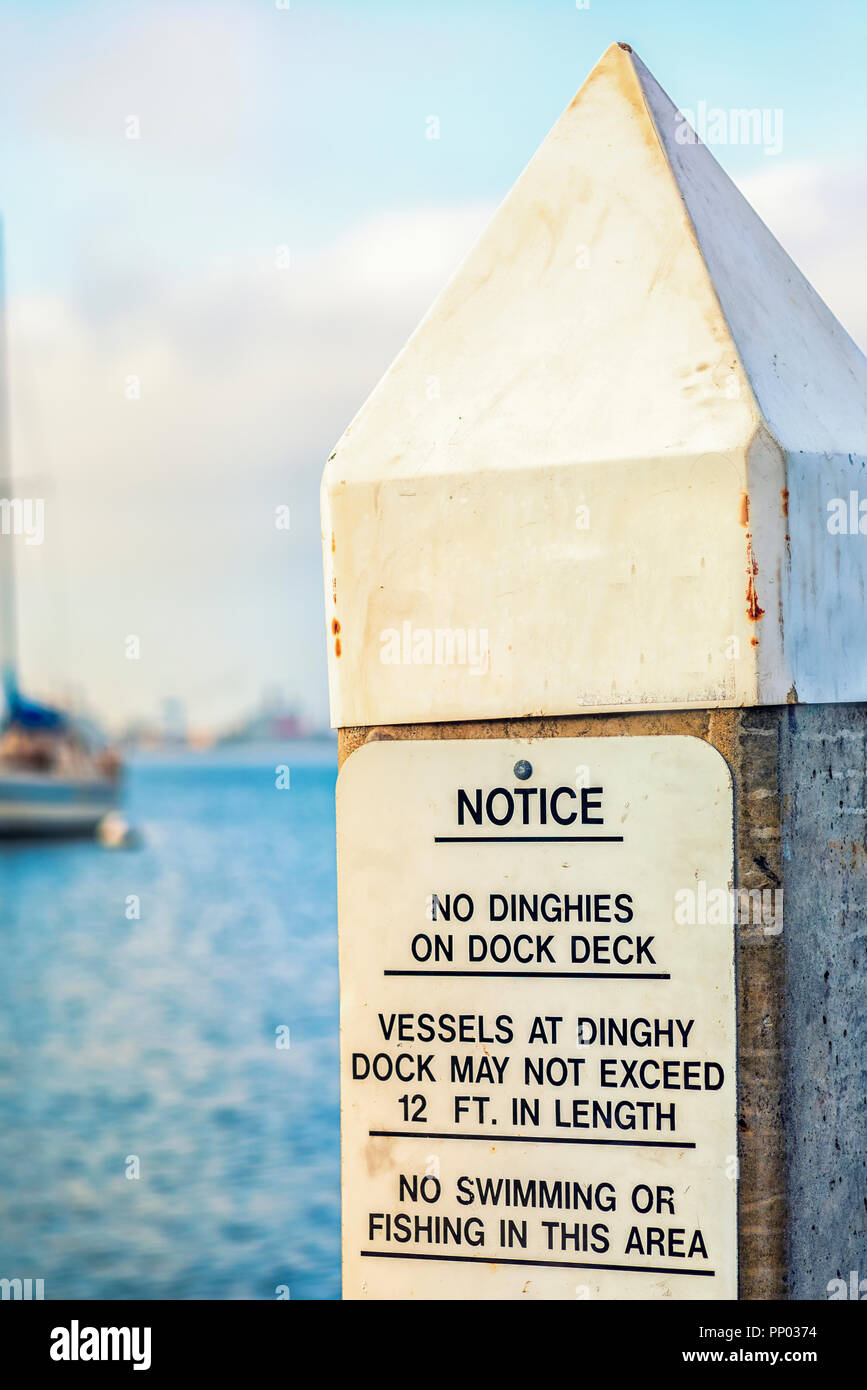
top-left (778, 703), bottom-right (867, 1299)
top-left (339, 707), bottom-right (788, 1298)
top-left (339, 704), bottom-right (867, 1297)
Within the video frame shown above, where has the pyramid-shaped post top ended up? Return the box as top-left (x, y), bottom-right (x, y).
top-left (322, 42), bottom-right (867, 730)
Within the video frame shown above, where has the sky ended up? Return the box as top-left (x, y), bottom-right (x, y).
top-left (0, 0), bottom-right (865, 733)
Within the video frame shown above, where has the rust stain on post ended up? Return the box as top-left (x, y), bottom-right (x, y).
top-left (745, 537), bottom-right (765, 622)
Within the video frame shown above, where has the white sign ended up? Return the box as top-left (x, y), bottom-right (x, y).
top-left (337, 736), bottom-right (737, 1299)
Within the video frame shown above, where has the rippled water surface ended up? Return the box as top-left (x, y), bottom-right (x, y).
top-left (0, 743), bottom-right (340, 1300)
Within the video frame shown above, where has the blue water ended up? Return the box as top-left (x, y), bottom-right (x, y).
top-left (0, 743), bottom-right (340, 1300)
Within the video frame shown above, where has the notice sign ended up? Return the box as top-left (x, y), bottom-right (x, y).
top-left (336, 736), bottom-right (737, 1300)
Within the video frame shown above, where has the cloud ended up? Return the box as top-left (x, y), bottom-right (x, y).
top-left (0, 2), bottom-right (273, 166)
top-left (6, 202), bottom-right (493, 728)
top-left (735, 162), bottom-right (867, 355)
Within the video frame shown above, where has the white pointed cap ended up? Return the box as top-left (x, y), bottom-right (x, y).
top-left (322, 43), bottom-right (867, 729)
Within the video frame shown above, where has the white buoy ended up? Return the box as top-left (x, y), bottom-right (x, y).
top-left (95, 812), bottom-right (136, 849)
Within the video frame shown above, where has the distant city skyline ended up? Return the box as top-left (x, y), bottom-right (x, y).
top-left (1, 0), bottom-right (865, 730)
top-left (22, 676), bottom-right (329, 744)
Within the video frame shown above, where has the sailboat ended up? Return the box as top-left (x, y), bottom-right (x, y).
top-left (0, 225), bottom-right (121, 837)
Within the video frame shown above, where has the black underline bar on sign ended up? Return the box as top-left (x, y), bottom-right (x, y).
top-left (383, 969), bottom-right (671, 980)
top-left (360, 1251), bottom-right (715, 1277)
top-left (434, 835), bottom-right (625, 843)
top-left (369, 1130), bottom-right (695, 1149)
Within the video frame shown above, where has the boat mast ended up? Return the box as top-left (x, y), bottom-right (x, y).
top-left (0, 219), bottom-right (18, 716)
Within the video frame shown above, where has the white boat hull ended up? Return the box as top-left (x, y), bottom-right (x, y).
top-left (0, 772), bottom-right (118, 836)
